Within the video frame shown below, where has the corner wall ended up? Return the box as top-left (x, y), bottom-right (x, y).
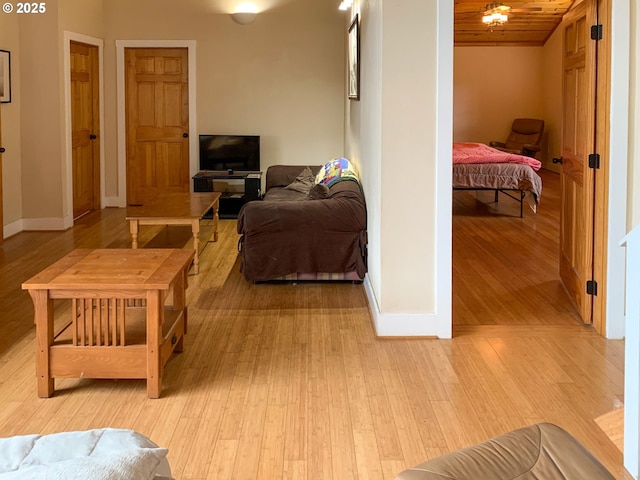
top-left (453, 46), bottom-right (547, 161)
top-left (18, 3), bottom-right (64, 226)
top-left (542, 27), bottom-right (563, 172)
top-left (347, 0), bottom-right (453, 337)
top-left (0, 9), bottom-right (22, 236)
top-left (630, 0), bottom-right (640, 229)
top-left (9, 0), bottom-right (103, 230)
top-left (102, 0), bottom-right (345, 201)
top-left (8, 0), bottom-right (343, 229)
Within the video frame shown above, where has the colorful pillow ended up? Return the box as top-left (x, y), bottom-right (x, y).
top-left (314, 158), bottom-right (359, 188)
top-left (284, 167), bottom-right (315, 193)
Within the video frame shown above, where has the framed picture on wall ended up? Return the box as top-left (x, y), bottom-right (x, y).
top-left (348, 14), bottom-right (360, 100)
top-left (0, 50), bottom-right (10, 103)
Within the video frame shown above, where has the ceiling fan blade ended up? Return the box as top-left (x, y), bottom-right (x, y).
top-left (454, 4), bottom-right (484, 13)
top-left (509, 7), bottom-right (543, 12)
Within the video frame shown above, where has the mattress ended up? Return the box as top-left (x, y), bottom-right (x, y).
top-left (453, 162), bottom-right (543, 204)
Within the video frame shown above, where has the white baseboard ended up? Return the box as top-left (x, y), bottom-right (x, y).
top-left (104, 196), bottom-right (124, 208)
top-left (22, 217), bottom-right (69, 231)
top-left (3, 219), bottom-right (24, 239)
top-left (364, 275), bottom-right (451, 338)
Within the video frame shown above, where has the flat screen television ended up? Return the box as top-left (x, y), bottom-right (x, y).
top-left (198, 134), bottom-right (260, 173)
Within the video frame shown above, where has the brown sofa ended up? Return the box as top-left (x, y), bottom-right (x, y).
top-left (394, 423), bottom-right (615, 480)
top-left (237, 165), bottom-right (367, 282)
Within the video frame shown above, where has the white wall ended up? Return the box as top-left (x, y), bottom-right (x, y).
top-left (541, 27), bottom-right (563, 172)
top-left (453, 40), bottom-right (564, 170)
top-left (453, 47), bottom-right (544, 144)
top-left (346, 0), bottom-right (382, 301)
top-left (0, 9), bottom-right (22, 235)
top-left (347, 0), bottom-right (452, 337)
top-left (5, 0), bottom-right (343, 227)
top-left (102, 0), bottom-right (345, 201)
top-left (2, 0), bottom-right (105, 230)
top-left (59, 0), bottom-right (103, 34)
top-left (453, 47), bottom-right (544, 143)
top-left (18, 2), bottom-right (65, 225)
top-left (630, 0), bottom-right (640, 229)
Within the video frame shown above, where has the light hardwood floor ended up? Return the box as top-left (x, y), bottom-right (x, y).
top-left (453, 168), bottom-right (584, 327)
top-left (0, 200), bottom-right (625, 479)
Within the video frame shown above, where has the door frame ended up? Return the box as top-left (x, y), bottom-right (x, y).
top-left (436, 0), bottom-right (627, 339)
top-left (598, 0), bottom-right (629, 339)
top-left (63, 31), bottom-right (105, 228)
top-left (115, 40), bottom-right (197, 208)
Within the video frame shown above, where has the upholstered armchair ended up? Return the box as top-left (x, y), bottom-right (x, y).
top-left (394, 423), bottom-right (615, 480)
top-left (489, 118), bottom-right (544, 158)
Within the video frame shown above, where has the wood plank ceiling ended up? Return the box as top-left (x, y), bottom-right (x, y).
top-left (455, 1), bottom-right (574, 46)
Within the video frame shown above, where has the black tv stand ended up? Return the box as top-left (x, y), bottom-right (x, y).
top-left (193, 171), bottom-right (262, 219)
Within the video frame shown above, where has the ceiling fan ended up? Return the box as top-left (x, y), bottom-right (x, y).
top-left (481, 2), bottom-right (542, 26)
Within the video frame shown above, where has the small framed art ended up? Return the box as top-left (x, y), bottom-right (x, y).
top-left (0, 50), bottom-right (10, 103)
top-left (348, 14), bottom-right (360, 100)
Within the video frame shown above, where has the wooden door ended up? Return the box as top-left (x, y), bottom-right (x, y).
top-left (125, 48), bottom-right (189, 206)
top-left (0, 105), bottom-right (3, 245)
top-left (70, 41), bottom-right (100, 220)
top-left (559, 0), bottom-right (597, 324)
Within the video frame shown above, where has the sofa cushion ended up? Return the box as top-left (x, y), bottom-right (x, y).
top-left (307, 183), bottom-right (330, 200)
top-left (265, 165), bottom-right (322, 191)
top-left (284, 167), bottom-right (315, 193)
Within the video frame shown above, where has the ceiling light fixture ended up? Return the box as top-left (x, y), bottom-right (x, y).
top-left (482, 2), bottom-right (509, 27)
top-left (338, 0), bottom-right (353, 11)
top-left (231, 2), bottom-right (258, 25)
top-left (482, 11), bottom-right (508, 26)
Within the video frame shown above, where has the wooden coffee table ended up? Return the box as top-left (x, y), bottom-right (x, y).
top-left (126, 192), bottom-right (221, 274)
top-left (22, 248), bottom-right (194, 399)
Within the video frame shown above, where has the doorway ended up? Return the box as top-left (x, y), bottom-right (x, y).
top-left (63, 32), bottom-right (104, 228)
top-left (70, 40), bottom-right (100, 220)
top-left (451, 0), bottom-right (608, 332)
top-left (0, 105), bottom-right (4, 244)
top-left (124, 47), bottom-right (190, 206)
top-left (115, 40), bottom-right (197, 208)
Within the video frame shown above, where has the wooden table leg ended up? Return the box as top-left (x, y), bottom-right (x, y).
top-left (213, 199), bottom-right (219, 242)
top-left (129, 220), bottom-right (139, 249)
top-left (173, 269), bottom-right (186, 353)
top-left (146, 290), bottom-right (162, 399)
top-left (30, 290), bottom-right (55, 397)
top-left (191, 219), bottom-right (200, 274)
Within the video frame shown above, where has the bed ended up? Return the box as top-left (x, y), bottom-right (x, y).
top-left (452, 142), bottom-right (543, 217)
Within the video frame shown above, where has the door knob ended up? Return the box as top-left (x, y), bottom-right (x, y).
top-left (0, 147), bottom-right (5, 153)
top-left (89, 134), bottom-right (97, 140)
top-left (552, 157), bottom-right (563, 164)
top-left (183, 133), bottom-right (189, 138)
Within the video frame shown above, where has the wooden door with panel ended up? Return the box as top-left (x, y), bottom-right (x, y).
top-left (71, 41), bottom-right (100, 220)
top-left (125, 48), bottom-right (190, 206)
top-left (0, 104), bottom-right (3, 244)
top-left (558, 0), bottom-right (597, 324)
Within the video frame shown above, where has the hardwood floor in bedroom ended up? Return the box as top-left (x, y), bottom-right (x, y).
top-left (452, 168), bottom-right (583, 329)
top-left (0, 201), bottom-right (625, 479)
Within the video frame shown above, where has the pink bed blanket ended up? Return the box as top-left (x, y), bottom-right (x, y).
top-left (453, 142), bottom-right (542, 171)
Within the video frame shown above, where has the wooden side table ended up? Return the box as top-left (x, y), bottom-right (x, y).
top-left (126, 192), bottom-right (221, 274)
top-left (22, 248), bottom-right (194, 399)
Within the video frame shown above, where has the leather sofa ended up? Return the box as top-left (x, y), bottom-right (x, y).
top-left (237, 165), bottom-right (367, 282)
top-left (394, 423), bottom-right (615, 480)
